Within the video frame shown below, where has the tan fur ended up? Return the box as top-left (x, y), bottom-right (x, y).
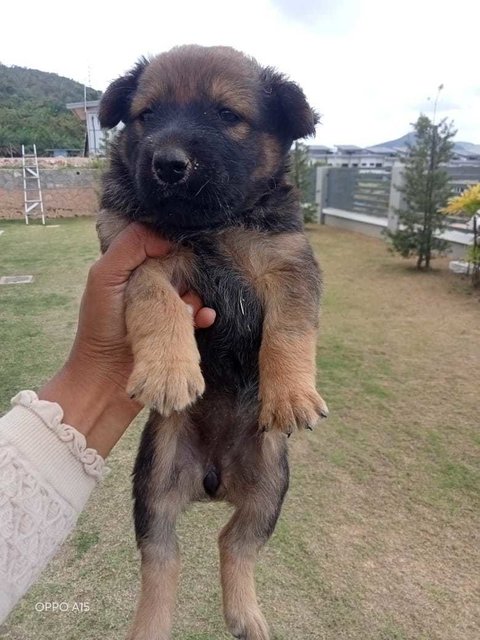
top-left (125, 254), bottom-right (204, 414)
top-left (217, 430), bottom-right (286, 640)
top-left (96, 209), bottom-right (130, 253)
top-left (127, 545), bottom-right (180, 640)
top-left (128, 413), bottom-right (204, 640)
top-left (219, 547), bottom-right (269, 640)
top-left (131, 46), bottom-right (258, 121)
top-left (261, 429), bottom-right (290, 477)
top-left (209, 75), bottom-right (257, 121)
top-left (148, 412), bottom-right (204, 506)
top-left (258, 328), bottom-right (326, 433)
top-left (220, 228), bottom-right (328, 433)
top-left (252, 134), bottom-right (282, 178)
top-left (228, 122), bottom-right (251, 141)
top-left (97, 214), bottom-right (203, 414)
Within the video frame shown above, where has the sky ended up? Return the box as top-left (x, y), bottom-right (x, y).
top-left (2, 0), bottom-right (479, 147)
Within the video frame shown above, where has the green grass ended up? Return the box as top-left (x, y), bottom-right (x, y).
top-left (73, 527), bottom-right (101, 559)
top-left (0, 218), bottom-right (99, 401)
top-left (0, 219), bottom-right (479, 640)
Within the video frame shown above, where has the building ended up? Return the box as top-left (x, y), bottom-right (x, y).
top-left (308, 135), bottom-right (480, 170)
top-left (308, 144), bottom-right (397, 168)
top-left (66, 100), bottom-right (108, 156)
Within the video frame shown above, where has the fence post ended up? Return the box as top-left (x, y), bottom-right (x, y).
top-left (315, 166), bottom-right (329, 224)
top-left (387, 161), bottom-right (404, 232)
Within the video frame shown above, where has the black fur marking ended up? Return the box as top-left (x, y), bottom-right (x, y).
top-left (132, 410), bottom-right (179, 545)
top-left (132, 411), bottom-right (158, 544)
top-left (189, 237), bottom-right (264, 393)
top-left (98, 57), bottom-right (149, 128)
top-left (241, 182), bottom-right (304, 234)
top-left (101, 148), bottom-right (140, 218)
top-left (260, 67), bottom-right (318, 143)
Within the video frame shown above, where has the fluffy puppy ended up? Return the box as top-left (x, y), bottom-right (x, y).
top-left (97, 44), bottom-right (328, 640)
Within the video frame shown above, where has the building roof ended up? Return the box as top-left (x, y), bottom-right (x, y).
top-left (335, 145), bottom-right (363, 153)
top-left (364, 146), bottom-right (398, 156)
top-left (66, 100), bottom-right (100, 121)
top-left (309, 145), bottom-right (334, 153)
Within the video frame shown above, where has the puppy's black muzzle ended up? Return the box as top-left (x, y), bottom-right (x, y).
top-left (153, 147), bottom-right (191, 185)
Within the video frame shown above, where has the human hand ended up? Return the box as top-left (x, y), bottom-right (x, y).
top-left (39, 223), bottom-right (215, 457)
top-left (69, 223), bottom-right (215, 390)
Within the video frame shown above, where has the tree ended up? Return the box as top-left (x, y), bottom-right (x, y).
top-left (290, 141), bottom-right (318, 223)
top-left (443, 183), bottom-right (480, 287)
top-left (0, 64), bottom-right (101, 156)
top-left (386, 114), bottom-right (456, 269)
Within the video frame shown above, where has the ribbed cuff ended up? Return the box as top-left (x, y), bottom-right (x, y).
top-left (0, 391), bottom-right (109, 513)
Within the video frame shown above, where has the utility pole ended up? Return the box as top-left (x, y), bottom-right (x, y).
top-left (423, 84), bottom-right (444, 269)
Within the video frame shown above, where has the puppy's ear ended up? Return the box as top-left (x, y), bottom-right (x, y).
top-left (261, 67), bottom-right (318, 142)
top-left (99, 58), bottom-right (149, 128)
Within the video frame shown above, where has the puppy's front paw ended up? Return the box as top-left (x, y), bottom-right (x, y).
top-left (127, 347), bottom-right (205, 415)
top-left (259, 386), bottom-right (328, 436)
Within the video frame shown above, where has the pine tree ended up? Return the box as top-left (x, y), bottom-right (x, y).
top-left (387, 115), bottom-right (456, 269)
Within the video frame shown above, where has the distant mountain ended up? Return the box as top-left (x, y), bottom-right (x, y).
top-left (454, 141), bottom-right (480, 155)
top-left (367, 133), bottom-right (415, 153)
top-left (368, 133), bottom-right (480, 157)
top-left (0, 64), bottom-right (101, 156)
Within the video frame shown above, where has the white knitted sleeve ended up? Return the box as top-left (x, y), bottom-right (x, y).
top-left (0, 391), bottom-right (109, 622)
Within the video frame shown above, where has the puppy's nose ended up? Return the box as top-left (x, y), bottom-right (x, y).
top-left (153, 148), bottom-right (191, 184)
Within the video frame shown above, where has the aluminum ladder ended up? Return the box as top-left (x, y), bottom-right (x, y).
top-left (21, 144), bottom-right (45, 224)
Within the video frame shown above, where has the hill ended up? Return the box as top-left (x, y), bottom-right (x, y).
top-left (0, 64), bottom-right (101, 156)
top-left (368, 133), bottom-right (480, 157)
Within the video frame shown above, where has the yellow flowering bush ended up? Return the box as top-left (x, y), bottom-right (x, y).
top-left (444, 183), bottom-right (480, 216)
top-left (444, 183), bottom-right (480, 286)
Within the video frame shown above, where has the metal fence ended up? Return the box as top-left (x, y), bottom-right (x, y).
top-left (326, 167), bottom-right (392, 218)
top-left (324, 164), bottom-right (480, 219)
top-left (445, 164), bottom-right (480, 195)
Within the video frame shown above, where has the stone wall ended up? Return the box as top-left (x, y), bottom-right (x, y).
top-left (0, 164), bottom-right (102, 219)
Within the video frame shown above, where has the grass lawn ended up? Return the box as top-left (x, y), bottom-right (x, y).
top-left (0, 217), bottom-right (478, 640)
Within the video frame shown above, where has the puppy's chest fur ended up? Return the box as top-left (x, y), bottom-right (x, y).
top-left (189, 233), bottom-right (264, 393)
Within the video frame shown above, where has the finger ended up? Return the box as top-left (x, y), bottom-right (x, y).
top-left (96, 223), bottom-right (172, 283)
top-left (181, 291), bottom-right (216, 329)
top-left (195, 307), bottom-right (216, 329)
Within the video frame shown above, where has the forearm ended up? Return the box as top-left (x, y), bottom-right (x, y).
top-left (0, 390), bottom-right (109, 622)
top-left (38, 355), bottom-right (142, 458)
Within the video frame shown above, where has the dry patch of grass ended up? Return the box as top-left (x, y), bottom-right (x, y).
top-left (0, 219), bottom-right (478, 639)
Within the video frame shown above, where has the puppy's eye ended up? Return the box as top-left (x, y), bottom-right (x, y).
top-left (218, 109), bottom-right (241, 124)
top-left (138, 108), bottom-right (153, 122)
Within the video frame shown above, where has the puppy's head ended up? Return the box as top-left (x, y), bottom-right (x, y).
top-left (100, 45), bottom-right (317, 231)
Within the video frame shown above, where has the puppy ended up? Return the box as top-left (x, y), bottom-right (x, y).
top-left (97, 45), bottom-right (328, 640)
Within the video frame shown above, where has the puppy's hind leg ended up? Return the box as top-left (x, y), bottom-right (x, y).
top-left (128, 530), bottom-right (181, 640)
top-left (219, 432), bottom-right (289, 640)
top-left (127, 412), bottom-right (201, 640)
